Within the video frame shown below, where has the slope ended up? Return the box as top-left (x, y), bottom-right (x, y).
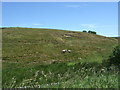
top-left (2, 27), bottom-right (118, 65)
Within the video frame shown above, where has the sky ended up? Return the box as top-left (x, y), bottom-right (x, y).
top-left (2, 2), bottom-right (118, 37)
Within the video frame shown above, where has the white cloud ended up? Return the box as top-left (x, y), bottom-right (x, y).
top-left (97, 25), bottom-right (117, 28)
top-left (80, 24), bottom-right (96, 28)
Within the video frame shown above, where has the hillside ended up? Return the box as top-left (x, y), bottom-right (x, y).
top-left (2, 27), bottom-right (118, 65)
top-left (2, 27), bottom-right (119, 88)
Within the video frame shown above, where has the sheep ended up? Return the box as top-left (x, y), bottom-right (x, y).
top-left (61, 49), bottom-right (71, 53)
top-left (61, 49), bottom-right (67, 53)
top-left (67, 50), bottom-right (71, 53)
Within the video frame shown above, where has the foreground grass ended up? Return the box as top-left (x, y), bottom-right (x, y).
top-left (2, 62), bottom-right (119, 88)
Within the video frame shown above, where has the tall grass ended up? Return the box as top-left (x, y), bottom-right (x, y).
top-left (2, 62), bottom-right (119, 88)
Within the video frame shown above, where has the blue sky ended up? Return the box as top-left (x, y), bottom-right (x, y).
top-left (2, 2), bottom-right (118, 37)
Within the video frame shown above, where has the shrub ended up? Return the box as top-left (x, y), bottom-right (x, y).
top-left (83, 30), bottom-right (87, 32)
top-left (88, 30), bottom-right (96, 34)
top-left (108, 45), bottom-right (120, 67)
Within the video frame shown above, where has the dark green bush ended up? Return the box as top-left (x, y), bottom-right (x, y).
top-left (108, 45), bottom-right (120, 67)
top-left (88, 30), bottom-right (96, 34)
top-left (83, 30), bottom-right (87, 32)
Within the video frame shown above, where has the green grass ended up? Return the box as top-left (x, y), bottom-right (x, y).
top-left (2, 62), bottom-right (119, 88)
top-left (2, 27), bottom-right (117, 64)
top-left (2, 27), bottom-right (119, 88)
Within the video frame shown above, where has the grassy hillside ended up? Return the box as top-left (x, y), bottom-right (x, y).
top-left (2, 27), bottom-right (117, 64)
top-left (2, 27), bottom-right (119, 88)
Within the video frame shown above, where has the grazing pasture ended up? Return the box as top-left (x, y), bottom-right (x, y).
top-left (2, 27), bottom-right (119, 88)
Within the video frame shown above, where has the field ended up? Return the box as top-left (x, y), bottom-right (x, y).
top-left (2, 27), bottom-right (119, 88)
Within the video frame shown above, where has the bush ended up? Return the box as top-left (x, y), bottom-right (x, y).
top-left (83, 30), bottom-right (87, 32)
top-left (88, 30), bottom-right (96, 34)
top-left (108, 45), bottom-right (120, 67)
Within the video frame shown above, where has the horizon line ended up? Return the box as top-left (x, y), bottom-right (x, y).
top-left (1, 26), bottom-right (119, 37)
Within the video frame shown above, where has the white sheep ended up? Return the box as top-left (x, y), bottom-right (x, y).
top-left (67, 50), bottom-right (71, 53)
top-left (61, 49), bottom-right (67, 53)
top-left (61, 49), bottom-right (71, 53)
